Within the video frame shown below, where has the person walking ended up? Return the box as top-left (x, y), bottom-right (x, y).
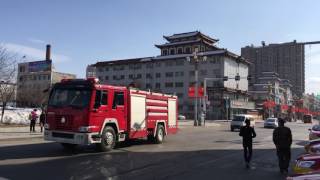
top-left (39, 111), bottom-right (46, 133)
top-left (273, 118), bottom-right (292, 174)
top-left (29, 109), bottom-right (38, 133)
top-left (239, 119), bottom-right (257, 168)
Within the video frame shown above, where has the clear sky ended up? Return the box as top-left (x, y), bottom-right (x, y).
top-left (1, 0), bottom-right (320, 94)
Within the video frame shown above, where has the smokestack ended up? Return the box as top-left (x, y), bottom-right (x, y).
top-left (46, 44), bottom-right (51, 61)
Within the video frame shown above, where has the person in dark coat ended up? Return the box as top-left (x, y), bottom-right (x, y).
top-left (39, 111), bottom-right (46, 133)
top-left (239, 119), bottom-right (257, 168)
top-left (273, 118), bottom-right (292, 174)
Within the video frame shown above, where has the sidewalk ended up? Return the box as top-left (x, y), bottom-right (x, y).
top-left (178, 120), bottom-right (222, 127)
top-left (0, 125), bottom-right (43, 141)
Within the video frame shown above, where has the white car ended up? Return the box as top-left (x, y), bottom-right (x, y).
top-left (230, 114), bottom-right (255, 131)
top-left (264, 118), bottom-right (278, 128)
top-left (178, 114), bottom-right (186, 120)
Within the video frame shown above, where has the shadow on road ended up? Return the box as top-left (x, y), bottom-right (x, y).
top-left (0, 141), bottom-right (305, 180)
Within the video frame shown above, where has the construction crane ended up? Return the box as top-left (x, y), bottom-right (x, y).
top-left (298, 41), bottom-right (320, 46)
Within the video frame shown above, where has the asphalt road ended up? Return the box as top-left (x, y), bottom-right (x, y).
top-left (0, 121), bottom-right (311, 180)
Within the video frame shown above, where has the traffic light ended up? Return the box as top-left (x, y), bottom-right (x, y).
top-left (247, 75), bottom-right (252, 81)
top-left (223, 76), bottom-right (228, 81)
top-left (235, 75), bottom-right (240, 81)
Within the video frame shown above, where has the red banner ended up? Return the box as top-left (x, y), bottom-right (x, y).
top-left (188, 86), bottom-right (204, 98)
top-left (263, 100), bottom-right (276, 108)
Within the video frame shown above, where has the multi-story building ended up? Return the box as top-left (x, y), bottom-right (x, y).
top-left (16, 45), bottom-right (76, 107)
top-left (241, 41), bottom-right (305, 97)
top-left (249, 72), bottom-right (293, 119)
top-left (88, 31), bottom-right (254, 119)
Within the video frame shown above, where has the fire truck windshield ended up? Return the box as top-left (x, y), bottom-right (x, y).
top-left (48, 88), bottom-right (92, 109)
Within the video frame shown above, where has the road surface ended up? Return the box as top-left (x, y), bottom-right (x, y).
top-left (0, 121), bottom-right (310, 180)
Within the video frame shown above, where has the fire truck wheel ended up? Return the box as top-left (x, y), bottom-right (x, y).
top-left (154, 124), bottom-right (165, 144)
top-left (97, 126), bottom-right (116, 152)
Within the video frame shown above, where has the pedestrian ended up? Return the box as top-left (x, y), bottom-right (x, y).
top-left (29, 109), bottom-right (38, 133)
top-left (239, 119), bottom-right (256, 168)
top-left (39, 111), bottom-right (46, 133)
top-left (273, 118), bottom-right (292, 174)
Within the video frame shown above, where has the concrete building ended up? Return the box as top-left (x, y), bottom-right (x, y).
top-left (16, 45), bottom-right (76, 107)
top-left (88, 31), bottom-right (254, 119)
top-left (241, 41), bottom-right (305, 97)
top-left (249, 72), bottom-right (293, 119)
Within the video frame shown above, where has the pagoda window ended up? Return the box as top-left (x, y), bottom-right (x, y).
top-left (169, 48), bottom-right (175, 55)
top-left (162, 49), bottom-right (168, 56)
top-left (177, 47), bottom-right (183, 54)
top-left (201, 46), bottom-right (205, 52)
top-left (185, 47), bottom-right (191, 54)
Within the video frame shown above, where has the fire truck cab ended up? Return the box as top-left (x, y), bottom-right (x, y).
top-left (44, 78), bottom-right (178, 151)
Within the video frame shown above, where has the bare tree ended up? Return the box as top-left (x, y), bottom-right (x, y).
top-left (0, 45), bottom-right (17, 123)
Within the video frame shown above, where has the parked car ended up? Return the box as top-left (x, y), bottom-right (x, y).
top-left (287, 172), bottom-right (320, 180)
top-left (305, 139), bottom-right (320, 154)
top-left (303, 114), bottom-right (313, 123)
top-left (309, 125), bottom-right (320, 140)
top-left (230, 114), bottom-right (255, 132)
top-left (293, 153), bottom-right (320, 175)
top-left (263, 118), bottom-right (278, 128)
top-left (178, 114), bottom-right (186, 120)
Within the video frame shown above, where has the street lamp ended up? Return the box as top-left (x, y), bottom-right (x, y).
top-left (186, 48), bottom-right (207, 126)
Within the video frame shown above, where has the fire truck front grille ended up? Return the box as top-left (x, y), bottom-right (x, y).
top-left (52, 132), bottom-right (74, 139)
top-left (55, 115), bottom-right (73, 130)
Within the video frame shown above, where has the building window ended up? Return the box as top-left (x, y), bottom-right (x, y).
top-left (146, 63), bottom-right (153, 69)
top-left (146, 73), bottom-right (152, 79)
top-left (165, 72), bottom-right (174, 77)
top-left (98, 76), bottom-right (102, 81)
top-left (200, 70), bottom-right (207, 76)
top-left (175, 72), bottom-right (184, 77)
top-left (189, 71), bottom-right (195, 76)
top-left (162, 49), bottom-right (168, 56)
top-left (120, 75), bottom-right (125, 80)
top-left (19, 76), bottom-right (23, 82)
top-left (175, 82), bottom-right (184, 87)
top-left (170, 48), bottom-right (175, 55)
top-left (156, 73), bottom-right (161, 78)
top-left (136, 74), bottom-right (142, 79)
top-left (105, 67), bottom-right (109, 71)
top-left (165, 82), bottom-right (174, 88)
top-left (155, 83), bottom-right (161, 89)
top-left (146, 83), bottom-right (152, 89)
top-left (213, 69), bottom-right (220, 77)
top-left (165, 61), bottom-right (173, 66)
top-left (105, 76), bottom-right (109, 80)
top-left (98, 67), bottom-right (103, 72)
top-left (177, 48), bottom-right (183, 54)
top-left (19, 66), bottom-right (25, 72)
top-left (113, 75), bottom-right (117, 80)
top-left (185, 47), bottom-right (191, 54)
top-left (155, 62), bottom-right (161, 67)
top-left (176, 60), bottom-right (184, 66)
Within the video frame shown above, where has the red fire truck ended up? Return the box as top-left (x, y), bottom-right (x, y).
top-left (44, 78), bottom-right (178, 151)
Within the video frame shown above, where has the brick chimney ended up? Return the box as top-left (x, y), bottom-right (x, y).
top-left (46, 44), bottom-right (51, 61)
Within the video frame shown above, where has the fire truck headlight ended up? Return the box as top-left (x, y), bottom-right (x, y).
top-left (79, 126), bottom-right (90, 133)
top-left (297, 160), bottom-right (315, 168)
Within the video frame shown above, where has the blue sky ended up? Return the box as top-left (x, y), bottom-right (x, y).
top-left (1, 0), bottom-right (320, 93)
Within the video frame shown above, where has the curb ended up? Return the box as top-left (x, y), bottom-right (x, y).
top-left (0, 136), bottom-right (43, 142)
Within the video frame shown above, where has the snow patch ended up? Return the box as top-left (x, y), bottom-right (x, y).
top-left (0, 107), bottom-right (40, 125)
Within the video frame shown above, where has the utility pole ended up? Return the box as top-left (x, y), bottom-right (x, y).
top-left (187, 48), bottom-right (207, 126)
